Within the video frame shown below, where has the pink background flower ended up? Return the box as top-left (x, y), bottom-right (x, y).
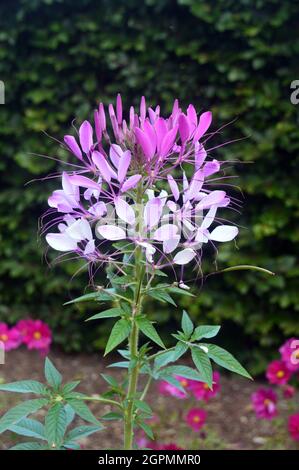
top-left (279, 338), bottom-right (299, 372)
top-left (288, 413), bottom-right (299, 441)
top-left (251, 388), bottom-right (277, 420)
top-left (0, 323), bottom-right (22, 351)
top-left (266, 360), bottom-right (291, 385)
top-left (186, 408), bottom-right (207, 431)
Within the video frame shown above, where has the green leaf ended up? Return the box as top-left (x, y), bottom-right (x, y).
top-left (191, 325), bottom-right (221, 341)
top-left (181, 310), bottom-right (194, 337)
top-left (100, 374), bottom-right (119, 388)
top-left (66, 424), bottom-right (103, 441)
top-left (0, 398), bottom-right (48, 434)
top-left (203, 344), bottom-right (252, 379)
top-left (137, 318), bottom-right (165, 349)
top-left (173, 342), bottom-right (189, 360)
top-left (158, 375), bottom-right (186, 393)
top-left (44, 358), bottom-right (62, 389)
top-left (147, 290), bottom-right (176, 306)
top-left (86, 308), bottom-right (124, 321)
top-left (138, 420), bottom-right (154, 440)
top-left (0, 380), bottom-right (48, 395)
top-left (191, 347), bottom-right (213, 389)
top-left (45, 403), bottom-right (67, 448)
top-left (67, 399), bottom-right (100, 425)
top-left (107, 361), bottom-right (130, 368)
top-left (62, 381), bottom-right (80, 395)
top-left (135, 400), bottom-right (152, 415)
top-left (167, 286), bottom-right (194, 297)
top-left (9, 442), bottom-right (46, 450)
top-left (64, 290), bottom-right (114, 305)
top-left (154, 350), bottom-right (176, 370)
top-left (64, 404), bottom-right (75, 427)
top-left (161, 365), bottom-right (204, 381)
top-left (104, 319), bottom-right (131, 356)
top-left (101, 412), bottom-right (123, 421)
top-left (9, 418), bottom-right (45, 440)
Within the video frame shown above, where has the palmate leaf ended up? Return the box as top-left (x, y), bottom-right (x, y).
top-left (137, 318), bottom-right (165, 349)
top-left (202, 343), bottom-right (252, 379)
top-left (9, 418), bottom-right (46, 440)
top-left (0, 380), bottom-right (48, 395)
top-left (45, 403), bottom-right (67, 448)
top-left (67, 399), bottom-right (102, 426)
top-left (86, 307), bottom-right (124, 322)
top-left (44, 358), bottom-right (62, 389)
top-left (191, 325), bottom-right (221, 341)
top-left (104, 319), bottom-right (131, 356)
top-left (191, 347), bottom-right (213, 389)
top-left (0, 398), bottom-right (48, 434)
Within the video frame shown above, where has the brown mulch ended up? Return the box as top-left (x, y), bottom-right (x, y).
top-left (0, 349), bottom-right (295, 450)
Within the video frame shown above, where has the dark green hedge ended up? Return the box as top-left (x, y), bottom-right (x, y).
top-left (0, 0), bottom-right (298, 372)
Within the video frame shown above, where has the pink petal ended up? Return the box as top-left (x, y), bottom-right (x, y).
top-left (109, 144), bottom-right (122, 168)
top-left (46, 233), bottom-right (78, 252)
top-left (144, 120), bottom-right (157, 152)
top-left (92, 151), bottom-right (117, 182)
top-left (153, 224), bottom-right (178, 241)
top-left (116, 93), bottom-right (122, 125)
top-left (194, 142), bottom-right (207, 170)
top-left (84, 239), bottom-right (95, 255)
top-left (140, 96), bottom-right (146, 122)
top-left (121, 174), bottom-right (142, 193)
top-left (173, 248), bottom-right (196, 265)
top-left (99, 103), bottom-right (106, 131)
top-left (135, 127), bottom-right (155, 160)
top-left (114, 197), bottom-right (135, 225)
top-left (167, 175), bottom-right (180, 201)
top-left (178, 114), bottom-right (190, 143)
top-left (187, 169), bottom-right (204, 200)
top-left (196, 190), bottom-right (226, 210)
top-left (68, 175), bottom-right (101, 191)
top-left (65, 218), bottom-right (92, 241)
top-left (163, 236), bottom-right (180, 254)
top-left (203, 159), bottom-right (220, 177)
top-left (193, 111), bottom-right (212, 142)
top-left (62, 172), bottom-right (79, 202)
top-left (144, 198), bottom-right (163, 229)
top-left (79, 120), bottom-right (93, 153)
top-left (160, 126), bottom-right (178, 158)
top-left (97, 225), bottom-right (126, 241)
top-left (118, 150), bottom-right (131, 183)
top-left (155, 118), bottom-right (168, 152)
top-left (64, 135), bottom-right (83, 160)
top-left (187, 104), bottom-right (198, 130)
top-left (210, 225), bottom-right (238, 242)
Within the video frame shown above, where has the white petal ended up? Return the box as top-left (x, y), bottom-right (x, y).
top-left (210, 225), bottom-right (238, 242)
top-left (84, 239), bottom-right (95, 255)
top-left (153, 224), bottom-right (178, 241)
top-left (163, 236), bottom-right (180, 254)
top-left (97, 225), bottom-right (126, 240)
top-left (144, 198), bottom-right (163, 229)
top-left (46, 233), bottom-right (78, 252)
top-left (201, 205), bottom-right (217, 229)
top-left (65, 218), bottom-right (92, 241)
top-left (114, 197), bottom-right (135, 225)
top-left (173, 248), bottom-right (196, 265)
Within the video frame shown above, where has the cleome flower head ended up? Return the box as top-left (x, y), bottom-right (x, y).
top-left (43, 95), bottom-right (239, 284)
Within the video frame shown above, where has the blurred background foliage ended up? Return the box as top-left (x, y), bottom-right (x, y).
top-left (0, 0), bottom-right (298, 373)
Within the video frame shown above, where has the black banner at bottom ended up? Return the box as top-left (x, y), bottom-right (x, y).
top-left (0, 450), bottom-right (297, 466)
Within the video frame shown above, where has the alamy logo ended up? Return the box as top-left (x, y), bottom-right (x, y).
top-left (0, 81), bottom-right (4, 105)
top-left (290, 80), bottom-right (299, 105)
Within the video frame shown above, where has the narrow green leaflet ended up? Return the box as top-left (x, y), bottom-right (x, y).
top-left (9, 418), bottom-right (46, 440)
top-left (191, 325), bottom-right (221, 341)
top-left (154, 350), bottom-right (176, 370)
top-left (101, 412), bottom-right (123, 421)
top-left (67, 399), bottom-right (101, 425)
top-left (45, 403), bottom-right (67, 448)
top-left (64, 290), bottom-right (114, 305)
top-left (191, 347), bottom-right (213, 389)
top-left (104, 319), bottom-right (131, 356)
top-left (147, 290), bottom-right (176, 306)
top-left (181, 310), bottom-right (194, 337)
top-left (100, 374), bottom-right (119, 388)
top-left (44, 358), bottom-right (62, 389)
top-left (135, 400), bottom-right (152, 415)
top-left (167, 286), bottom-right (194, 297)
top-left (9, 442), bottom-right (46, 450)
top-left (138, 420), bottom-right (154, 440)
top-left (86, 308), bottom-right (124, 322)
top-left (161, 365), bottom-right (204, 381)
top-left (64, 404), bottom-right (75, 427)
top-left (158, 375), bottom-right (186, 393)
top-left (62, 381), bottom-right (80, 395)
top-left (137, 318), bottom-right (165, 349)
top-left (173, 342), bottom-right (189, 360)
top-left (0, 380), bottom-right (48, 395)
top-left (0, 398), bottom-right (48, 434)
top-left (66, 425), bottom-right (103, 441)
top-left (203, 344), bottom-right (252, 379)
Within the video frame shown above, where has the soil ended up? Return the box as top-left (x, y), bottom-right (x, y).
top-left (0, 349), bottom-right (296, 450)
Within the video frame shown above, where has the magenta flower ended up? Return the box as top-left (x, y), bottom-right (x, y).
top-left (158, 376), bottom-right (188, 399)
top-left (279, 338), bottom-right (299, 372)
top-left (283, 384), bottom-right (295, 399)
top-left (189, 371), bottom-right (220, 402)
top-left (0, 323), bottom-right (22, 351)
top-left (160, 443), bottom-right (183, 450)
top-left (266, 360), bottom-right (291, 385)
top-left (251, 388), bottom-right (277, 420)
top-left (23, 320), bottom-right (52, 353)
top-left (185, 408), bottom-right (207, 431)
top-left (43, 95), bottom-right (239, 285)
top-left (288, 413), bottom-right (299, 441)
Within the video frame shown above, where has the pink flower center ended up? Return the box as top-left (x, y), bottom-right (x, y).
top-left (0, 334), bottom-right (8, 342)
top-left (203, 383), bottom-right (209, 390)
top-left (193, 415), bottom-right (201, 423)
top-left (33, 331), bottom-right (42, 340)
top-left (180, 379), bottom-right (188, 388)
top-left (276, 370), bottom-right (284, 378)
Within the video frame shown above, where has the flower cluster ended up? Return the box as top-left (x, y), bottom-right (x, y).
top-left (0, 319), bottom-right (52, 355)
top-left (251, 337), bottom-right (299, 442)
top-left (44, 95), bottom-right (239, 285)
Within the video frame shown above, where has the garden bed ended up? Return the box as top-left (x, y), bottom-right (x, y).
top-left (0, 349), bottom-right (295, 450)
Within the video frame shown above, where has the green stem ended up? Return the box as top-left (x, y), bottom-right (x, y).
top-left (80, 396), bottom-right (122, 409)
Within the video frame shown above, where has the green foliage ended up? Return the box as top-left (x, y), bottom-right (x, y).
top-left (0, 0), bottom-right (298, 368)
